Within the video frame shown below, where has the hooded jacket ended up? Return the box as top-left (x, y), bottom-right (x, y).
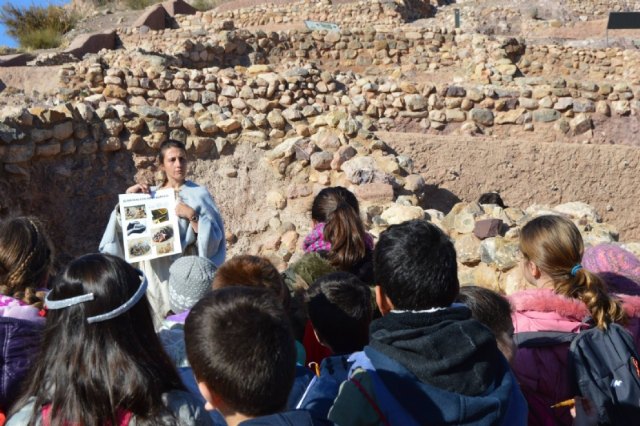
top-left (0, 296), bottom-right (44, 412)
top-left (328, 307), bottom-right (527, 425)
top-left (510, 288), bottom-right (640, 426)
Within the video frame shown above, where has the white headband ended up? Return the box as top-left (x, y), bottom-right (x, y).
top-left (45, 270), bottom-right (148, 324)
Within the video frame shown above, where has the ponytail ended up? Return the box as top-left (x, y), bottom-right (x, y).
top-left (520, 215), bottom-right (626, 330)
top-left (324, 202), bottom-right (367, 271)
top-left (556, 268), bottom-right (626, 329)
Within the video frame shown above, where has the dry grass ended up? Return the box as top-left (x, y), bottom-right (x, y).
top-left (0, 3), bottom-right (77, 50)
top-left (126, 0), bottom-right (163, 10)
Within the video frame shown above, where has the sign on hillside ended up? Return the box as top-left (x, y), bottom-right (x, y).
top-left (304, 20), bottom-right (340, 32)
top-left (607, 12), bottom-right (640, 30)
top-left (606, 12), bottom-right (640, 46)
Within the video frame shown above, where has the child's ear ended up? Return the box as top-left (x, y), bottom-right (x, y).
top-left (197, 381), bottom-right (219, 411)
top-left (527, 260), bottom-right (542, 280)
top-left (375, 286), bottom-right (394, 315)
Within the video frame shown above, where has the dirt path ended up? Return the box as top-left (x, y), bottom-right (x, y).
top-left (377, 131), bottom-right (640, 240)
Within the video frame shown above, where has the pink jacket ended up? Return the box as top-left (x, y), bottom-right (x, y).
top-left (510, 288), bottom-right (640, 426)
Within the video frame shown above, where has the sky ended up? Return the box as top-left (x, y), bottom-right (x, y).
top-left (0, 0), bottom-right (70, 48)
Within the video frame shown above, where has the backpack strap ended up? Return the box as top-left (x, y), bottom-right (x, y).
top-left (349, 376), bottom-right (391, 426)
top-left (514, 331), bottom-right (577, 348)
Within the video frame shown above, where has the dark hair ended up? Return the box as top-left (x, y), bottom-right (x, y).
top-left (212, 255), bottom-right (290, 309)
top-left (374, 220), bottom-right (459, 310)
top-left (306, 272), bottom-right (372, 354)
top-left (520, 215), bottom-right (625, 329)
top-left (456, 286), bottom-right (513, 337)
top-left (311, 187), bottom-right (368, 271)
top-left (0, 216), bottom-right (54, 307)
top-left (478, 192), bottom-right (506, 208)
top-left (185, 286), bottom-right (296, 416)
top-left (158, 140), bottom-right (187, 163)
top-left (12, 254), bottom-right (184, 425)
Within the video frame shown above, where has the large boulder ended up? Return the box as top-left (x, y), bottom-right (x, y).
top-left (162, 0), bottom-right (196, 16)
top-left (65, 30), bottom-right (116, 58)
top-left (133, 4), bottom-right (169, 30)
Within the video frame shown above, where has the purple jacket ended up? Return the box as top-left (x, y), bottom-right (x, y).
top-left (0, 296), bottom-right (44, 411)
top-left (510, 288), bottom-right (640, 426)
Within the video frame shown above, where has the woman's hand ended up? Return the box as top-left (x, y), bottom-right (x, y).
top-left (176, 202), bottom-right (199, 233)
top-left (125, 183), bottom-right (150, 194)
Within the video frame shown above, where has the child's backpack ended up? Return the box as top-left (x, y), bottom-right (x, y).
top-left (516, 322), bottom-right (640, 424)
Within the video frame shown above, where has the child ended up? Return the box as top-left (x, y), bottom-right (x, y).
top-left (0, 217), bottom-right (54, 413)
top-left (287, 187), bottom-right (376, 368)
top-left (7, 253), bottom-right (211, 425)
top-left (185, 286), bottom-right (321, 425)
top-left (212, 255), bottom-right (313, 409)
top-left (296, 272), bottom-right (373, 420)
top-left (511, 215), bottom-right (640, 425)
top-left (329, 219), bottom-right (527, 425)
top-left (456, 285), bottom-right (516, 364)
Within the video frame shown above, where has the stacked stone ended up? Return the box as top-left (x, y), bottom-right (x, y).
top-left (174, 0), bottom-right (431, 32)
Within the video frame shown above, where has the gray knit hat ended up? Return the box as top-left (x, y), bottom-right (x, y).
top-left (168, 256), bottom-right (217, 314)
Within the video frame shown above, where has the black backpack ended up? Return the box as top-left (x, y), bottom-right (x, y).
top-left (516, 322), bottom-right (640, 424)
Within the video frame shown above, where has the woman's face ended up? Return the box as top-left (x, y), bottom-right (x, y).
top-left (161, 147), bottom-right (188, 185)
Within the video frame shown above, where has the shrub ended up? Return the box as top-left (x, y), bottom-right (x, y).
top-left (191, 0), bottom-right (227, 11)
top-left (0, 3), bottom-right (77, 50)
top-left (126, 0), bottom-right (161, 10)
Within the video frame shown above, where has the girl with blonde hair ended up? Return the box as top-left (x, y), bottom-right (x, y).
top-left (510, 215), bottom-right (640, 426)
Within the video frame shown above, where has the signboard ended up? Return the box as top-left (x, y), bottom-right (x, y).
top-left (607, 12), bottom-right (640, 30)
top-left (119, 188), bottom-right (182, 263)
top-left (606, 12), bottom-right (640, 46)
top-left (304, 20), bottom-right (340, 32)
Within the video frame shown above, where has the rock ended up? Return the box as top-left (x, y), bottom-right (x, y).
top-left (331, 145), bottom-right (357, 170)
top-left (132, 106), bottom-right (168, 120)
top-left (495, 108), bottom-right (524, 124)
top-left (553, 202), bottom-right (600, 222)
top-left (404, 174), bottom-right (425, 192)
top-left (310, 151), bottom-right (333, 170)
top-left (266, 136), bottom-right (303, 160)
top-left (218, 118), bottom-right (241, 133)
top-left (455, 234), bottom-right (481, 265)
top-left (353, 183), bottom-right (394, 204)
top-left (453, 212), bottom-right (476, 234)
top-left (533, 108), bottom-right (560, 122)
top-left (341, 156), bottom-right (388, 185)
top-left (573, 99), bottom-right (596, 113)
top-left (470, 108), bottom-right (494, 126)
top-left (473, 219), bottom-right (503, 240)
top-left (287, 183), bottom-right (313, 199)
top-left (445, 109), bottom-right (466, 122)
top-left (570, 113), bottom-right (592, 135)
top-left (553, 97), bottom-right (573, 111)
top-left (164, 89), bottom-right (184, 103)
top-left (103, 118), bottom-right (123, 136)
top-left (446, 86), bottom-right (466, 97)
top-left (480, 237), bottom-right (519, 271)
top-left (53, 122), bottom-right (74, 140)
top-left (404, 94), bottom-right (428, 111)
top-left (103, 85), bottom-right (127, 99)
top-left (100, 136), bottom-right (121, 152)
top-left (381, 205), bottom-right (425, 225)
top-left (612, 100), bottom-right (630, 116)
top-left (266, 190), bottom-right (287, 209)
top-left (267, 110), bottom-right (286, 129)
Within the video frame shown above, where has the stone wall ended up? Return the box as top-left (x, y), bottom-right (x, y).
top-left (174, 0), bottom-right (435, 30)
top-left (54, 46), bottom-right (640, 141)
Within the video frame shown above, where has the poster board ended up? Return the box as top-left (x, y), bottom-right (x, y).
top-left (119, 188), bottom-right (182, 263)
top-left (304, 20), bottom-right (340, 32)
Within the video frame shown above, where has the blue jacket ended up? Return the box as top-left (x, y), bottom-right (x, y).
top-left (239, 410), bottom-right (326, 425)
top-left (295, 354), bottom-right (352, 420)
top-left (329, 307), bottom-right (528, 425)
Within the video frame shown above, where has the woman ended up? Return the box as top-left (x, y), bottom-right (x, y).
top-left (99, 140), bottom-right (225, 323)
top-left (7, 253), bottom-right (212, 425)
top-left (0, 217), bottom-right (54, 414)
top-left (510, 215), bottom-right (640, 426)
